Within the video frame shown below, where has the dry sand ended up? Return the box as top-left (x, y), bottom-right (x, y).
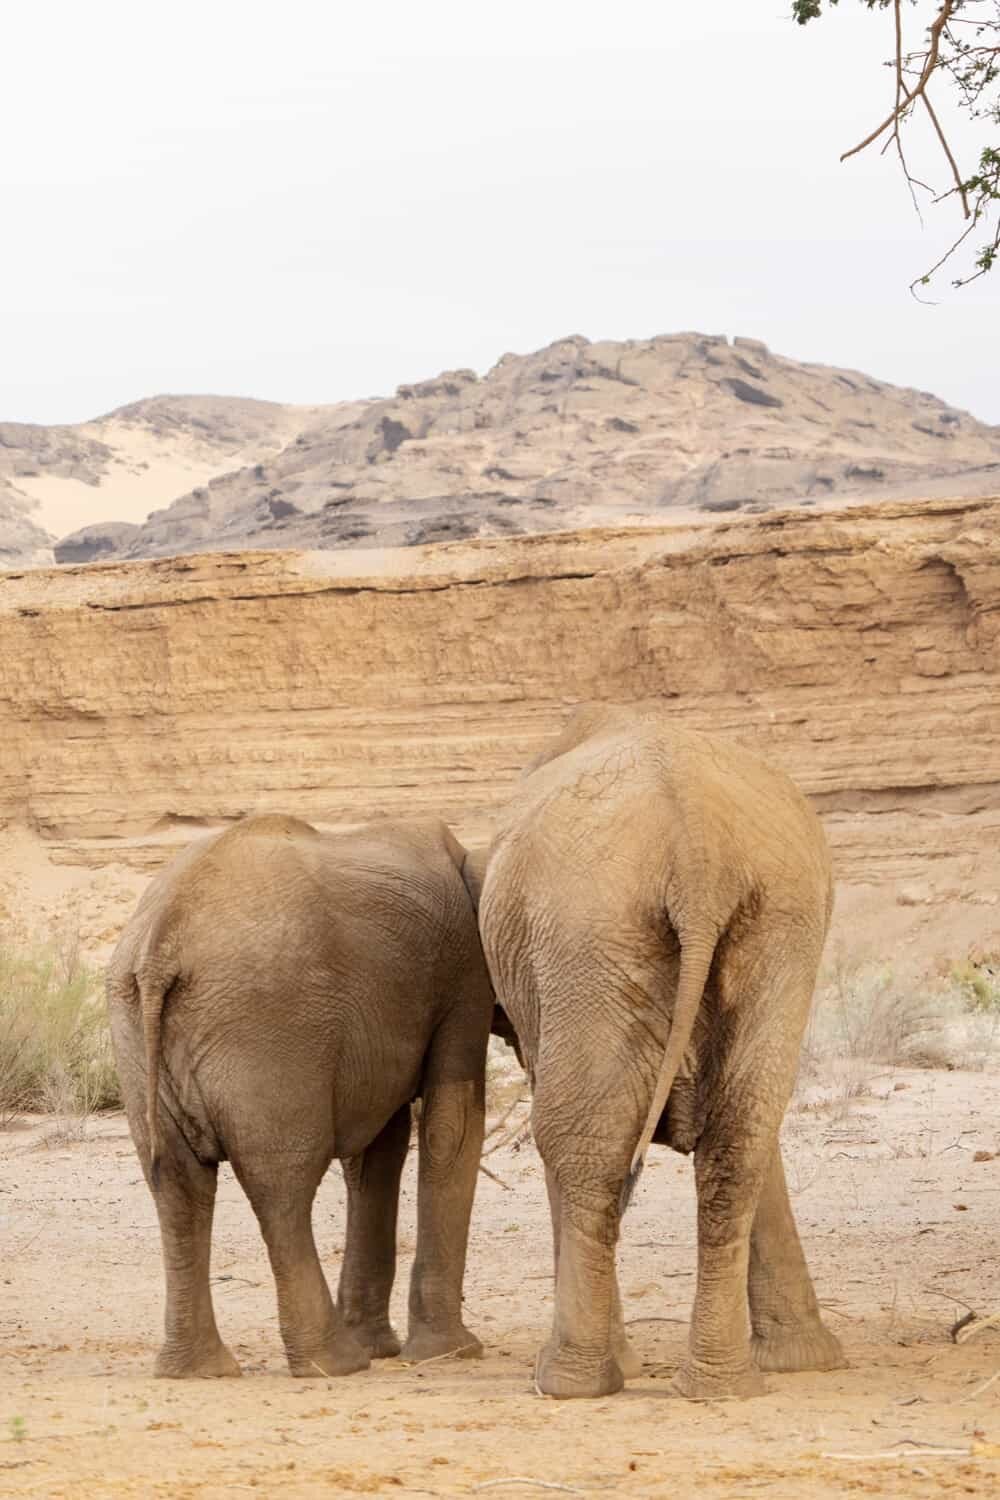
top-left (13, 414), bottom-right (299, 538)
top-left (3, 1067), bottom-right (1000, 1498)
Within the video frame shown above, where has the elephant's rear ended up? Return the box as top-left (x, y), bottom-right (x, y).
top-left (109, 814), bottom-right (492, 1176)
top-left (478, 706), bottom-right (843, 1400)
top-left (479, 706), bottom-right (834, 1164)
top-left (106, 826), bottom-right (241, 1184)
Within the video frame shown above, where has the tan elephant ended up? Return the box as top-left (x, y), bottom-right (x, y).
top-left (477, 704), bottom-right (845, 1400)
top-left (107, 814), bottom-right (493, 1379)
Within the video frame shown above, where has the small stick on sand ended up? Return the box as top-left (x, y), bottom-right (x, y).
top-left (625, 1315), bottom-right (684, 1326)
top-left (823, 1447), bottom-right (971, 1461)
top-left (472, 1481), bottom-right (584, 1495)
top-left (954, 1309), bottom-right (1000, 1345)
top-left (484, 1095), bottom-right (528, 1143)
top-left (478, 1162), bottom-right (514, 1190)
top-left (402, 1342), bottom-right (481, 1369)
top-left (483, 1118), bottom-right (532, 1159)
top-left (962, 1368), bottom-right (1000, 1401)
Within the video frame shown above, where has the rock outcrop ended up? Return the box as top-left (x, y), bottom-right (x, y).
top-left (3, 334), bottom-right (999, 567)
top-left (0, 395), bottom-right (337, 566)
top-left (0, 490), bottom-right (55, 567)
top-left (3, 496), bottom-right (999, 961)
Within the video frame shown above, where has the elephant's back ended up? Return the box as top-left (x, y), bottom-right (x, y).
top-left (487, 710), bottom-right (831, 925)
top-left (114, 813), bottom-right (474, 1005)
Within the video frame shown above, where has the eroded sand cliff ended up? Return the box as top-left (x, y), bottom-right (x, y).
top-left (2, 494), bottom-right (998, 959)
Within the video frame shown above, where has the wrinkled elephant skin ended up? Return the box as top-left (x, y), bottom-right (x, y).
top-left (479, 705), bottom-right (845, 1399)
top-left (107, 815), bottom-right (493, 1379)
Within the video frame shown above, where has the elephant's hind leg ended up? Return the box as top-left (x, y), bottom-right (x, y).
top-left (678, 944), bottom-right (824, 1400)
top-left (236, 1149), bottom-right (369, 1378)
top-left (748, 1147), bottom-right (845, 1373)
top-left (403, 1010), bottom-right (487, 1363)
top-left (151, 1147), bottom-right (240, 1379)
top-left (611, 1271), bottom-right (643, 1380)
top-left (530, 1069), bottom-right (635, 1400)
top-left (337, 1103), bottom-right (411, 1358)
top-left (534, 1184), bottom-right (624, 1399)
top-left (677, 1126), bottom-right (768, 1401)
top-left (543, 1168), bottom-right (642, 1383)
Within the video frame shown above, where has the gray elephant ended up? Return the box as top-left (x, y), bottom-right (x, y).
top-left (476, 704), bottom-right (845, 1400)
top-left (107, 814), bottom-right (493, 1379)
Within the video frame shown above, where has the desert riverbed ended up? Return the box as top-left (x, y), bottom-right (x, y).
top-left (3, 1068), bottom-right (1000, 1498)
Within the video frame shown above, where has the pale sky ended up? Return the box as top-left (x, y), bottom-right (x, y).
top-left (3, 0), bottom-right (998, 426)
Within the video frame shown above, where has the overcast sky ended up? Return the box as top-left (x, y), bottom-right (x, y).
top-left (3, 0), bottom-right (997, 426)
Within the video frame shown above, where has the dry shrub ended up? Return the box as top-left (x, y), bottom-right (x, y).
top-left (799, 947), bottom-right (1000, 1105)
top-left (949, 955), bottom-right (1000, 1014)
top-left (485, 1034), bottom-right (526, 1118)
top-left (0, 935), bottom-right (119, 1132)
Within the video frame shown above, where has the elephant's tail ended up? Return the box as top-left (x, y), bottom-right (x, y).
top-left (135, 959), bottom-right (178, 1191)
top-left (621, 925), bottom-right (717, 1213)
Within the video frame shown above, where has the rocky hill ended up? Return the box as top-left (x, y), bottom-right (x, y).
top-left (0, 394), bottom-right (342, 566)
top-left (2, 496), bottom-right (998, 964)
top-left (2, 334), bottom-right (998, 567)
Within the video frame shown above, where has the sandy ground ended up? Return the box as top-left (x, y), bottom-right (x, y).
top-left (3, 1068), bottom-right (1000, 1498)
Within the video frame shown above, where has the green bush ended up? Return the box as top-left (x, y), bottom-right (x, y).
top-left (0, 940), bottom-right (120, 1128)
top-left (950, 957), bottom-right (1000, 1013)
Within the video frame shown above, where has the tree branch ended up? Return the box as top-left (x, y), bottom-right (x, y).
top-left (922, 89), bottom-right (971, 217)
top-left (841, 0), bottom-right (957, 161)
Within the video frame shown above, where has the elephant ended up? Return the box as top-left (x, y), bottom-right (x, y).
top-left (107, 813), bottom-right (494, 1380)
top-left (475, 704), bottom-right (845, 1400)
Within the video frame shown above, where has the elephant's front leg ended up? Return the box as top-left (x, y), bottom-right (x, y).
top-left (337, 1103), bottom-right (411, 1358)
top-left (402, 1073), bottom-right (485, 1363)
top-left (544, 1167), bottom-right (641, 1383)
top-left (748, 1146), bottom-right (845, 1373)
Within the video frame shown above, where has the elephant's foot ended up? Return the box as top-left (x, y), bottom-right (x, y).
top-left (534, 1342), bottom-right (625, 1400)
top-left (401, 1322), bottom-right (483, 1364)
top-left (344, 1317), bottom-right (402, 1359)
top-left (285, 1330), bottom-right (370, 1378)
top-left (154, 1338), bottom-right (242, 1379)
top-left (751, 1322), bottom-right (845, 1374)
top-left (673, 1355), bottom-right (766, 1401)
top-left (611, 1331), bottom-right (643, 1381)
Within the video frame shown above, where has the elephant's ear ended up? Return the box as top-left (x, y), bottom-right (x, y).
top-left (458, 847), bottom-right (488, 913)
top-left (436, 822), bottom-right (489, 914)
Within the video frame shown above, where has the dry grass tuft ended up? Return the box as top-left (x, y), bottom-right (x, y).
top-left (0, 934), bottom-right (119, 1132)
top-left (797, 947), bottom-right (1000, 1113)
top-left (486, 1034), bottom-right (526, 1118)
